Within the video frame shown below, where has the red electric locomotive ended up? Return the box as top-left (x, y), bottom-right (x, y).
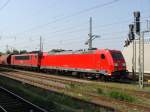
top-left (11, 53), bottom-right (40, 69)
top-left (40, 49), bottom-right (127, 79)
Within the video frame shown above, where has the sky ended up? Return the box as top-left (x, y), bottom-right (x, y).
top-left (0, 0), bottom-right (150, 52)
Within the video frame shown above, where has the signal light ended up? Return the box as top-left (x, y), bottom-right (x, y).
top-left (129, 24), bottom-right (134, 31)
top-left (122, 63), bottom-right (126, 66)
top-left (134, 11), bottom-right (140, 35)
top-left (128, 24), bottom-right (135, 41)
top-left (124, 39), bottom-right (130, 47)
top-left (128, 33), bottom-right (135, 41)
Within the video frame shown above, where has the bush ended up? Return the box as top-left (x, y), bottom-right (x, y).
top-left (97, 88), bottom-right (103, 94)
top-left (109, 91), bottom-right (135, 102)
top-left (69, 83), bottom-right (76, 88)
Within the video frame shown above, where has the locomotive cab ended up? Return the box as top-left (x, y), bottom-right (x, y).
top-left (97, 49), bottom-right (128, 79)
top-left (109, 50), bottom-right (128, 78)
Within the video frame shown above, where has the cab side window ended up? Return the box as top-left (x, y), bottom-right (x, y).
top-left (35, 55), bottom-right (37, 59)
top-left (101, 54), bottom-right (105, 59)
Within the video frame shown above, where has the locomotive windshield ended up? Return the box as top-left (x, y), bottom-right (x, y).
top-left (111, 52), bottom-right (123, 59)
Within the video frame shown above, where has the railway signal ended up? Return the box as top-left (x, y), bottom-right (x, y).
top-left (128, 24), bottom-right (135, 42)
top-left (134, 11), bottom-right (140, 35)
top-left (130, 11), bottom-right (142, 84)
top-left (124, 11), bottom-right (141, 82)
top-left (124, 24), bottom-right (135, 47)
top-left (124, 39), bottom-right (130, 47)
top-left (133, 11), bottom-right (145, 88)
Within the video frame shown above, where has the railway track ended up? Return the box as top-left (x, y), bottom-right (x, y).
top-left (0, 86), bottom-right (48, 112)
top-left (1, 67), bottom-right (150, 112)
top-left (1, 67), bottom-right (150, 101)
top-left (0, 71), bottom-right (116, 112)
top-left (1, 67), bottom-right (150, 94)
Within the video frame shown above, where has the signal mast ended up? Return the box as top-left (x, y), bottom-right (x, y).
top-left (85, 17), bottom-right (100, 49)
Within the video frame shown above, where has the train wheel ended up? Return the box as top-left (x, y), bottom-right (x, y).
top-left (100, 75), bottom-right (107, 82)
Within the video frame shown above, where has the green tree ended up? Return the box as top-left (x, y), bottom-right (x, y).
top-left (0, 52), bottom-right (3, 55)
top-left (6, 50), bottom-right (11, 54)
top-left (20, 50), bottom-right (27, 54)
top-left (12, 49), bottom-right (19, 54)
top-left (49, 49), bottom-right (65, 53)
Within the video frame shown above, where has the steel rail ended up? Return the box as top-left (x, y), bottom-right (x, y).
top-left (0, 72), bottom-right (116, 112)
top-left (0, 86), bottom-right (48, 112)
top-left (1, 72), bottom-right (150, 112)
top-left (2, 69), bottom-right (150, 94)
top-left (1, 67), bottom-right (150, 98)
top-left (0, 105), bottom-right (7, 112)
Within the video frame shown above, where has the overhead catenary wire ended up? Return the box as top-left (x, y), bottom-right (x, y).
top-left (0, 35), bottom-right (131, 52)
top-left (0, 5), bottom-right (149, 51)
top-left (1, 30), bottom-right (127, 48)
top-left (0, 28), bottom-right (128, 49)
top-left (6, 8), bottom-right (148, 37)
top-left (11, 15), bottom-right (149, 46)
top-left (1, 17), bottom-right (149, 50)
top-left (4, 15), bottom-right (149, 42)
top-left (8, 34), bottom-right (126, 50)
top-left (0, 15), bottom-right (149, 48)
top-left (0, 0), bottom-right (10, 11)
top-left (11, 1), bottom-right (150, 40)
top-left (1, 2), bottom-right (149, 41)
top-left (13, 0), bottom-right (120, 36)
top-left (13, 37), bottom-right (124, 51)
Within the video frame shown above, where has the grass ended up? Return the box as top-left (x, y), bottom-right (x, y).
top-left (69, 83), bottom-right (76, 88)
top-left (95, 87), bottom-right (135, 102)
top-left (0, 76), bottom-right (113, 112)
top-left (97, 88), bottom-right (103, 94)
top-left (108, 91), bottom-right (135, 102)
top-left (67, 81), bottom-right (136, 103)
top-left (1, 67), bottom-right (150, 111)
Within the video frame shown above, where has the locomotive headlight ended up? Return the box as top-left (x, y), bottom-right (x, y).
top-left (114, 63), bottom-right (118, 71)
top-left (122, 63), bottom-right (126, 66)
top-left (114, 63), bottom-right (118, 66)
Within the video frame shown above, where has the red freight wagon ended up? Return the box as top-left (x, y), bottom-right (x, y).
top-left (40, 49), bottom-right (127, 78)
top-left (11, 53), bottom-right (40, 68)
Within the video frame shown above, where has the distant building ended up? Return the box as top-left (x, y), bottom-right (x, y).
top-left (122, 38), bottom-right (150, 73)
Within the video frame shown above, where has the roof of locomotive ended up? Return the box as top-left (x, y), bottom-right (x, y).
top-left (11, 52), bottom-right (48, 56)
top-left (47, 49), bottom-right (121, 55)
top-left (10, 49), bottom-right (121, 56)
top-left (11, 53), bottom-right (39, 56)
